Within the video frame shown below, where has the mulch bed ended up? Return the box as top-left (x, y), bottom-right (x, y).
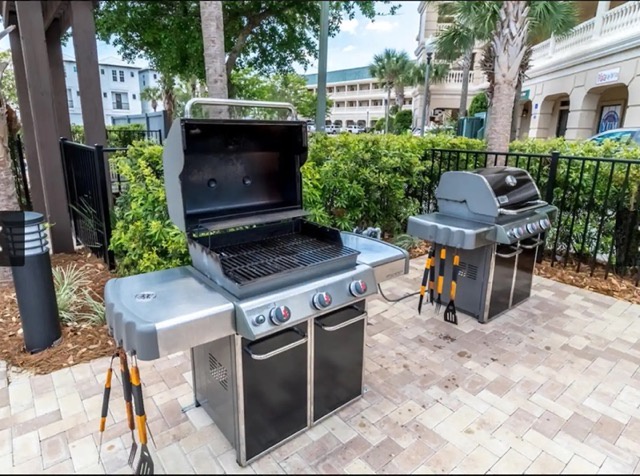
top-left (0, 243), bottom-right (638, 376)
top-left (0, 252), bottom-right (117, 376)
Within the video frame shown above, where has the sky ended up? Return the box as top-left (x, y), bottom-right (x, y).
top-left (0, 1), bottom-right (421, 73)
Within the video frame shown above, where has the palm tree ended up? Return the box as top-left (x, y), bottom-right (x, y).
top-left (370, 49), bottom-right (413, 134)
top-left (410, 60), bottom-right (450, 129)
top-left (140, 86), bottom-right (162, 112)
top-left (432, 1), bottom-right (577, 158)
top-left (200, 0), bottom-right (228, 118)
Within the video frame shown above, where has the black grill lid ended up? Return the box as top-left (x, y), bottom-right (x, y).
top-left (163, 117), bottom-right (309, 234)
top-left (472, 167), bottom-right (540, 209)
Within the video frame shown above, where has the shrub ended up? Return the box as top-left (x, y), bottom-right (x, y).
top-left (53, 265), bottom-right (105, 325)
top-left (393, 110), bottom-right (412, 134)
top-left (109, 141), bottom-right (189, 276)
top-left (468, 92), bottom-right (488, 116)
top-left (68, 123), bottom-right (147, 147)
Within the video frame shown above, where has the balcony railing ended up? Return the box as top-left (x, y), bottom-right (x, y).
top-left (531, 2), bottom-right (640, 66)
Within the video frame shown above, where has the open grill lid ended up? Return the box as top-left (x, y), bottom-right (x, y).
top-left (435, 166), bottom-right (543, 221)
top-left (163, 99), bottom-right (309, 234)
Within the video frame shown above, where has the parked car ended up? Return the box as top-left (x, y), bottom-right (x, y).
top-left (345, 125), bottom-right (365, 134)
top-left (588, 128), bottom-right (640, 145)
top-left (307, 123), bottom-right (316, 133)
top-left (325, 124), bottom-right (337, 134)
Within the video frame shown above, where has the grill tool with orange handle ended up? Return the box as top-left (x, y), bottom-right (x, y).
top-left (119, 351), bottom-right (138, 467)
top-left (444, 250), bottom-right (460, 325)
top-left (435, 247), bottom-right (446, 313)
top-left (418, 248), bottom-right (434, 314)
top-left (98, 353), bottom-right (118, 464)
top-left (131, 354), bottom-right (154, 475)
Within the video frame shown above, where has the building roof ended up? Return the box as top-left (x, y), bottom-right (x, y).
top-left (304, 65), bottom-right (374, 86)
top-left (97, 55), bottom-right (141, 69)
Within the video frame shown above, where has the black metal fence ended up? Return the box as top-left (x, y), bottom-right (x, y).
top-left (8, 135), bottom-right (32, 211)
top-left (59, 139), bottom-right (115, 270)
top-left (416, 149), bottom-right (640, 285)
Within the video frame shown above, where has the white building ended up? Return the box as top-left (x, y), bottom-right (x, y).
top-left (63, 54), bottom-right (161, 125)
top-left (304, 66), bottom-right (416, 129)
top-left (138, 68), bottom-right (164, 113)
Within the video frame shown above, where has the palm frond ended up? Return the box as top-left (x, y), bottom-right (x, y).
top-left (527, 1), bottom-right (579, 40)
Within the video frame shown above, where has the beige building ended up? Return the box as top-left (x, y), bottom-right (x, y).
top-left (413, 2), bottom-right (489, 128)
top-left (519, 1), bottom-right (640, 140)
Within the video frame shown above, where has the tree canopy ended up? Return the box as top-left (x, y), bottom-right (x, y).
top-left (230, 68), bottom-right (332, 120)
top-left (95, 1), bottom-right (400, 89)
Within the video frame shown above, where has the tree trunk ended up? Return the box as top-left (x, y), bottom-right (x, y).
top-left (0, 66), bottom-right (18, 284)
top-left (395, 85), bottom-right (405, 109)
top-left (200, 0), bottom-right (228, 118)
top-left (151, 99), bottom-right (157, 112)
top-left (510, 80), bottom-right (523, 142)
top-left (485, 0), bottom-right (529, 161)
top-left (385, 87), bottom-right (391, 134)
top-left (459, 49), bottom-right (472, 119)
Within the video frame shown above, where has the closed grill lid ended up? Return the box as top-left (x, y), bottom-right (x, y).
top-left (163, 117), bottom-right (309, 234)
top-left (472, 167), bottom-right (540, 210)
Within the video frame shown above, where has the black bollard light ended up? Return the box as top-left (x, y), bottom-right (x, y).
top-left (0, 211), bottom-right (62, 353)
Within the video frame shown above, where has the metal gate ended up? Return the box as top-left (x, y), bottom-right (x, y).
top-left (59, 138), bottom-right (114, 270)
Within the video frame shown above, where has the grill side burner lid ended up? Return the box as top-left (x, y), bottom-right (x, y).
top-left (436, 166), bottom-right (543, 221)
top-left (163, 99), bottom-right (309, 234)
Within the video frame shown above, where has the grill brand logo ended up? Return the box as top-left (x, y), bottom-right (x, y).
top-left (0, 211), bottom-right (26, 268)
top-left (135, 291), bottom-right (157, 302)
top-left (505, 175), bottom-right (517, 187)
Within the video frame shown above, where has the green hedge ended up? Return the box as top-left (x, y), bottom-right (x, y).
top-left (108, 133), bottom-right (640, 276)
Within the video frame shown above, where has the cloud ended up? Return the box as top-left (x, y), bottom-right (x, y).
top-left (365, 20), bottom-right (399, 32)
top-left (341, 18), bottom-right (359, 35)
top-left (342, 45), bottom-right (356, 53)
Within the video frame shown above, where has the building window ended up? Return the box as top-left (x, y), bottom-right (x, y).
top-left (132, 94), bottom-right (137, 100)
top-left (76, 91), bottom-right (80, 97)
top-left (101, 68), bottom-right (104, 75)
top-left (131, 71), bottom-right (135, 78)
top-left (73, 65), bottom-right (77, 72)
top-left (67, 89), bottom-right (73, 108)
top-left (119, 70), bottom-right (125, 82)
top-left (112, 92), bottom-right (130, 110)
top-left (112, 70), bottom-right (117, 81)
top-left (103, 92), bottom-right (107, 98)
top-left (153, 73), bottom-right (157, 79)
top-left (142, 79), bottom-right (146, 86)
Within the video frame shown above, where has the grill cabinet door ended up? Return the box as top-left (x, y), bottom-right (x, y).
top-left (487, 245), bottom-right (518, 320)
top-left (512, 238), bottom-right (540, 305)
top-left (313, 302), bottom-right (366, 422)
top-left (241, 323), bottom-right (308, 461)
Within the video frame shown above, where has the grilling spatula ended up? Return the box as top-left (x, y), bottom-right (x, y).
top-left (435, 247), bottom-right (446, 313)
top-left (131, 354), bottom-right (154, 475)
top-left (418, 248), bottom-right (434, 314)
top-left (444, 250), bottom-right (460, 325)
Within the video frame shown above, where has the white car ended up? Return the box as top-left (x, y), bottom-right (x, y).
top-left (346, 125), bottom-right (364, 134)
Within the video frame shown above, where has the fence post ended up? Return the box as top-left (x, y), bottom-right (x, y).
top-left (545, 151), bottom-right (560, 205)
top-left (94, 144), bottom-right (115, 270)
top-left (538, 151), bottom-right (559, 264)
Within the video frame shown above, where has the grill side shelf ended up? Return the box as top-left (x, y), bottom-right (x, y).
top-left (406, 214), bottom-right (496, 250)
top-left (104, 266), bottom-right (235, 360)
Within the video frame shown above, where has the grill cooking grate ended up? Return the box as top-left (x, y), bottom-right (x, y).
top-left (212, 233), bottom-right (357, 285)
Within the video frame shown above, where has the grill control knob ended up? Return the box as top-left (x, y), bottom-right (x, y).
top-left (253, 314), bottom-right (266, 326)
top-left (512, 227), bottom-right (524, 239)
top-left (270, 305), bottom-right (291, 325)
top-left (349, 280), bottom-right (368, 296)
top-left (312, 292), bottom-right (332, 310)
top-left (539, 218), bottom-right (551, 229)
top-left (526, 223), bottom-right (538, 234)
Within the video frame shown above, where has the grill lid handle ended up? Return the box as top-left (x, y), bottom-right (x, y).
top-left (184, 98), bottom-right (298, 119)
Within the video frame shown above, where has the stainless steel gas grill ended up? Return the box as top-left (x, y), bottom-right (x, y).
top-left (105, 98), bottom-right (409, 467)
top-left (407, 167), bottom-right (558, 323)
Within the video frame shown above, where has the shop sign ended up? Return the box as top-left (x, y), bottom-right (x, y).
top-left (520, 89), bottom-right (530, 101)
top-left (596, 68), bottom-right (620, 85)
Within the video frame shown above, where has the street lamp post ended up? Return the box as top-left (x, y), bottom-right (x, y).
top-left (315, 1), bottom-right (329, 132)
top-left (366, 109), bottom-right (370, 130)
top-left (420, 36), bottom-right (435, 138)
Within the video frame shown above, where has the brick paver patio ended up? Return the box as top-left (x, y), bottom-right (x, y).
top-left (2, 257), bottom-right (640, 474)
